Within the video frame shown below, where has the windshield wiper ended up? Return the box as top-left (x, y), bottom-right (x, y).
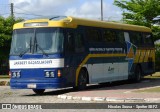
top-left (19, 38), bottom-right (32, 57)
top-left (19, 48), bottom-right (30, 57)
top-left (34, 36), bottom-right (48, 57)
top-left (35, 43), bottom-right (48, 57)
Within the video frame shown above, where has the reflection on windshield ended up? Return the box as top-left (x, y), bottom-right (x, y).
top-left (10, 29), bottom-right (33, 55)
top-left (10, 28), bottom-right (64, 55)
top-left (35, 28), bottom-right (64, 54)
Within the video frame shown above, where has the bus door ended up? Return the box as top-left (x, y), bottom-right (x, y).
top-left (64, 29), bottom-right (86, 85)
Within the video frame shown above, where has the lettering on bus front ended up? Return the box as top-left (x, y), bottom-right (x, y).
top-left (13, 60), bottom-right (53, 65)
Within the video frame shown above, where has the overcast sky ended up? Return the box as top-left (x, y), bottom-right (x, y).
top-left (5, 0), bottom-right (122, 21)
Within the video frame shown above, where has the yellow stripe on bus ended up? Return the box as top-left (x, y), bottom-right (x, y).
top-left (149, 50), bottom-right (155, 62)
top-left (134, 49), bottom-right (155, 63)
top-left (139, 50), bottom-right (146, 63)
top-left (75, 53), bottom-right (126, 86)
top-left (143, 50), bottom-right (150, 62)
top-left (134, 50), bottom-right (141, 63)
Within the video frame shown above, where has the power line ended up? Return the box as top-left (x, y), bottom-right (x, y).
top-left (14, 7), bottom-right (46, 17)
top-left (14, 12), bottom-right (44, 17)
top-left (0, 13), bottom-right (10, 16)
top-left (0, 4), bottom-right (10, 6)
top-left (14, 7), bottom-right (39, 16)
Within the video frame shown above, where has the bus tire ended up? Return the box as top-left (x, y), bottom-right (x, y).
top-left (77, 69), bottom-right (88, 90)
top-left (134, 66), bottom-right (142, 82)
top-left (33, 89), bottom-right (45, 95)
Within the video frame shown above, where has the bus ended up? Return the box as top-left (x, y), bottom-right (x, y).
top-left (9, 16), bottom-right (155, 94)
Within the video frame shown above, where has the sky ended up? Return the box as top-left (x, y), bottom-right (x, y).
top-left (0, 0), bottom-right (123, 21)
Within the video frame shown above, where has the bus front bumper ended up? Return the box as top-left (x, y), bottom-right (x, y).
top-left (10, 78), bottom-right (66, 89)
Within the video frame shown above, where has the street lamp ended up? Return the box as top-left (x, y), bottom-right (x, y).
top-left (101, 0), bottom-right (103, 21)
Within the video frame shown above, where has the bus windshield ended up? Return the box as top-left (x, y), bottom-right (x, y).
top-left (10, 28), bottom-right (64, 55)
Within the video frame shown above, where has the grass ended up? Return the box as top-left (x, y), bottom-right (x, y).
top-left (144, 72), bottom-right (160, 79)
top-left (134, 87), bottom-right (160, 93)
top-left (0, 81), bottom-right (10, 86)
top-left (134, 72), bottom-right (160, 93)
top-left (0, 75), bottom-right (10, 79)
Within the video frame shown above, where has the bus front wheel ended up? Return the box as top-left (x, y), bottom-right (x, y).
top-left (33, 89), bottom-right (45, 95)
top-left (77, 69), bottom-right (88, 90)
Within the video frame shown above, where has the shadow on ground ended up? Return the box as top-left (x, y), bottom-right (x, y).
top-left (24, 77), bottom-right (160, 96)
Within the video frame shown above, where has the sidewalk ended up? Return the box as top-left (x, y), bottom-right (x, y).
top-left (1, 73), bottom-right (160, 103)
top-left (57, 75), bottom-right (160, 103)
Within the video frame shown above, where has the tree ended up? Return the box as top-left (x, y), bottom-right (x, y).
top-left (0, 16), bottom-right (23, 59)
top-left (114, 0), bottom-right (160, 27)
top-left (0, 16), bottom-right (23, 74)
top-left (114, 0), bottom-right (160, 41)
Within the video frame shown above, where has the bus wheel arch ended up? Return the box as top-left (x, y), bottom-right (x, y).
top-left (76, 67), bottom-right (89, 90)
top-left (82, 67), bottom-right (89, 84)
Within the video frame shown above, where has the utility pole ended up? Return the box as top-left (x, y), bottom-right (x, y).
top-left (10, 3), bottom-right (14, 24)
top-left (101, 0), bottom-right (103, 21)
top-left (10, 3), bottom-right (14, 18)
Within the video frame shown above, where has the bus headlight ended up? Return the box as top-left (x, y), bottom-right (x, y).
top-left (12, 71), bottom-right (21, 78)
top-left (45, 72), bottom-right (50, 77)
top-left (12, 72), bottom-right (17, 78)
top-left (50, 72), bottom-right (54, 77)
top-left (16, 72), bottom-right (21, 78)
top-left (45, 71), bottom-right (55, 78)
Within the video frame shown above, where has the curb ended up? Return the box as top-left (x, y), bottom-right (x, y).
top-left (57, 94), bottom-right (160, 103)
top-left (0, 81), bottom-right (10, 86)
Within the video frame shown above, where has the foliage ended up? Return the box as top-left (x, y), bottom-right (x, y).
top-left (114, 0), bottom-right (160, 27)
top-left (0, 16), bottom-right (23, 75)
top-left (0, 16), bottom-right (23, 59)
top-left (114, 0), bottom-right (160, 41)
top-left (152, 26), bottom-right (160, 41)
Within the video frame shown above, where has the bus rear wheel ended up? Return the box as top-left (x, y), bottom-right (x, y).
top-left (33, 89), bottom-right (45, 95)
top-left (77, 69), bottom-right (88, 90)
top-left (134, 66), bottom-right (142, 82)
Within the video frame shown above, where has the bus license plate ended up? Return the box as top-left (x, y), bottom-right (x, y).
top-left (27, 84), bottom-right (36, 88)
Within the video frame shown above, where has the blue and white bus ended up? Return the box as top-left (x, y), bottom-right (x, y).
top-left (9, 16), bottom-right (155, 94)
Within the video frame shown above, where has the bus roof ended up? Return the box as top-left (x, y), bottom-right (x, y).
top-left (13, 16), bottom-right (151, 32)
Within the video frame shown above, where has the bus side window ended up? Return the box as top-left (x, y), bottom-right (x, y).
top-left (124, 32), bottom-right (130, 42)
top-left (117, 31), bottom-right (125, 44)
top-left (87, 28), bottom-right (101, 43)
top-left (103, 30), bottom-right (116, 43)
top-left (130, 32), bottom-right (142, 46)
top-left (66, 32), bottom-right (74, 53)
top-left (143, 33), bottom-right (153, 46)
top-left (75, 33), bottom-right (85, 53)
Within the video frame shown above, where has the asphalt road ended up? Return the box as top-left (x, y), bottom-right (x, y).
top-left (0, 86), bottom-right (160, 112)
